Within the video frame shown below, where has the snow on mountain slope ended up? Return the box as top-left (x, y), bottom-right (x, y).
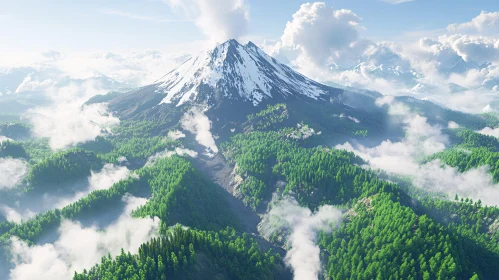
top-left (156, 39), bottom-right (329, 107)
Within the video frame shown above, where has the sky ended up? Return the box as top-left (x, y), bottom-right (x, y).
top-left (1, 0), bottom-right (499, 114)
top-left (3, 2), bottom-right (499, 278)
top-left (1, 0), bottom-right (498, 52)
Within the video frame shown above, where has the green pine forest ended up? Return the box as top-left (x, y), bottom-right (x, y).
top-left (1, 103), bottom-right (499, 280)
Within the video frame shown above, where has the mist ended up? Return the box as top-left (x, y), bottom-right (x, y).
top-left (167, 130), bottom-right (186, 140)
top-left (478, 127), bottom-right (499, 138)
top-left (0, 205), bottom-right (35, 224)
top-left (259, 197), bottom-right (342, 280)
top-left (146, 147), bottom-right (198, 166)
top-left (0, 136), bottom-right (12, 142)
top-left (9, 195), bottom-right (159, 280)
top-left (0, 158), bottom-right (28, 190)
top-left (51, 164), bottom-right (132, 209)
top-left (0, 164), bottom-right (132, 223)
top-left (27, 102), bottom-right (119, 150)
top-left (181, 107), bottom-right (218, 154)
top-left (337, 97), bottom-right (499, 206)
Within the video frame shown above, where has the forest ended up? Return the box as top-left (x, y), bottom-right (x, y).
top-left (1, 108), bottom-right (499, 280)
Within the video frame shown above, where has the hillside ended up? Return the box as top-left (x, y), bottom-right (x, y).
top-left (1, 39), bottom-right (499, 280)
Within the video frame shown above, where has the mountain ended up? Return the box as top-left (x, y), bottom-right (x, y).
top-left (106, 39), bottom-right (490, 146)
top-left (106, 40), bottom-right (404, 145)
top-left (157, 39), bottom-right (333, 107)
top-left (5, 40), bottom-right (499, 280)
top-left (108, 39), bottom-right (343, 119)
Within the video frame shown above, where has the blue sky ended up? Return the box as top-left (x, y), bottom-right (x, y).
top-left (2, 0), bottom-right (499, 116)
top-left (1, 0), bottom-right (498, 52)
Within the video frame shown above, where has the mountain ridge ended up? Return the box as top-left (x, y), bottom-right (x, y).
top-left (154, 39), bottom-right (334, 107)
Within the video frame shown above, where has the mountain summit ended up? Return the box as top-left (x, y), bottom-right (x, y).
top-left (155, 39), bottom-right (330, 107)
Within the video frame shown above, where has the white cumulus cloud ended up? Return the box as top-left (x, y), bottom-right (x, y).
top-left (165, 0), bottom-right (249, 42)
top-left (9, 195), bottom-right (160, 280)
top-left (279, 2), bottom-right (363, 66)
top-left (448, 11), bottom-right (499, 35)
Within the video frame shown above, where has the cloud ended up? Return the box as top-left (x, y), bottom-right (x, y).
top-left (448, 11), bottom-right (499, 35)
top-left (448, 121), bottom-right (460, 129)
top-left (14, 74), bottom-right (58, 93)
top-left (27, 102), bottom-right (119, 150)
top-left (0, 50), bottom-right (191, 93)
top-left (477, 127), bottom-right (499, 138)
top-left (181, 107), bottom-right (218, 154)
top-left (0, 158), bottom-right (28, 190)
top-left (0, 205), bottom-right (35, 223)
top-left (413, 160), bottom-right (499, 207)
top-left (336, 98), bottom-right (499, 206)
top-left (440, 35), bottom-right (499, 65)
top-left (51, 164), bottom-right (132, 209)
top-left (146, 147), bottom-right (198, 166)
top-left (337, 97), bottom-right (447, 173)
top-left (260, 197), bottom-right (342, 280)
top-left (266, 6), bottom-right (499, 114)
top-left (165, 0), bottom-right (249, 42)
top-left (1, 164), bottom-right (132, 223)
top-left (0, 135), bottom-right (13, 142)
top-left (9, 195), bottom-right (159, 280)
top-left (279, 2), bottom-right (363, 66)
top-left (167, 130), bottom-right (186, 140)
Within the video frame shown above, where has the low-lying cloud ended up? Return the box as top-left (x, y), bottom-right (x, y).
top-left (167, 130), bottom-right (186, 140)
top-left (146, 147), bottom-right (198, 166)
top-left (0, 135), bottom-right (13, 143)
top-left (260, 197), bottom-right (342, 280)
top-left (336, 97), bottom-right (499, 206)
top-left (477, 127), bottom-right (499, 138)
top-left (52, 164), bottom-right (132, 209)
top-left (9, 195), bottom-right (159, 280)
top-left (0, 205), bottom-right (35, 223)
top-left (27, 102), bottom-right (119, 150)
top-left (1, 164), bottom-right (132, 223)
top-left (0, 158), bottom-right (29, 190)
top-left (181, 107), bottom-right (218, 154)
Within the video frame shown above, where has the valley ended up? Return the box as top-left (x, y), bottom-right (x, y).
top-left (1, 38), bottom-right (499, 280)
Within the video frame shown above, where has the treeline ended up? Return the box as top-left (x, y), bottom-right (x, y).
top-left (245, 103), bottom-right (289, 131)
top-left (446, 128), bottom-right (499, 151)
top-left (80, 121), bottom-right (180, 164)
top-left (74, 225), bottom-right (285, 280)
top-left (25, 148), bottom-right (103, 189)
top-left (222, 131), bottom-right (397, 210)
top-left (1, 156), bottom-right (239, 245)
top-left (0, 122), bottom-right (31, 140)
top-left (0, 140), bottom-right (27, 159)
top-left (133, 156), bottom-right (240, 233)
top-left (223, 130), bottom-right (499, 279)
top-left (319, 193), bottom-right (492, 279)
top-left (429, 129), bottom-right (499, 182)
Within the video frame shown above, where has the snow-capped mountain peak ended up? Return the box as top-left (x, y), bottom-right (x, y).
top-left (156, 39), bottom-right (329, 107)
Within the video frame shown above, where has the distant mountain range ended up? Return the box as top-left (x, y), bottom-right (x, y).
top-left (102, 39), bottom-right (489, 148)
